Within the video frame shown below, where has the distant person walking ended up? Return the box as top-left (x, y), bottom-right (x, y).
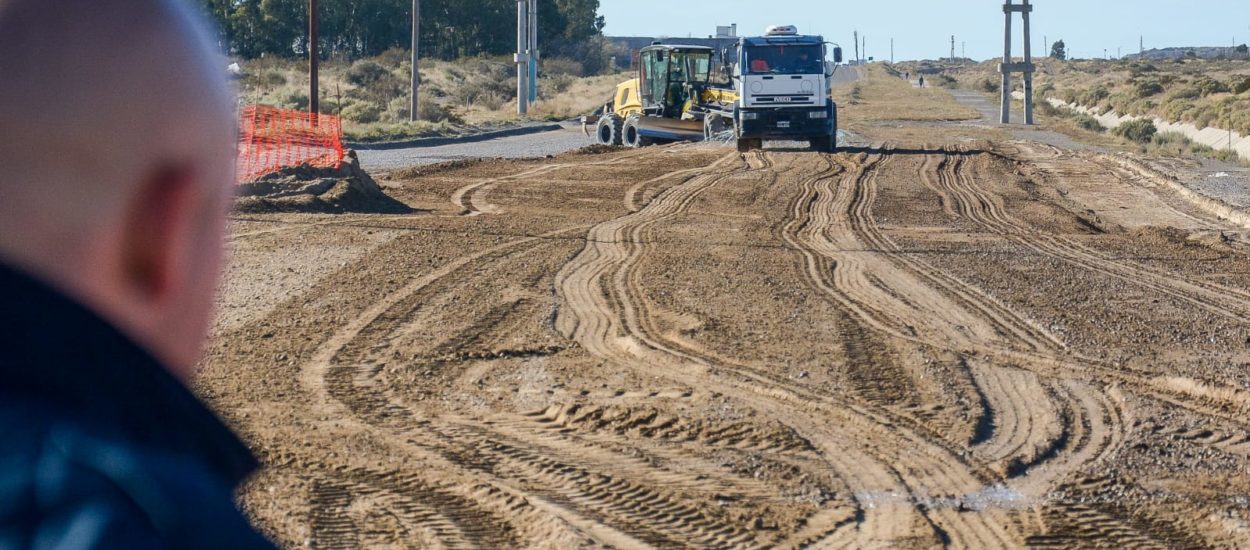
top-left (0, 0), bottom-right (273, 547)
top-left (918, 75), bottom-right (925, 88)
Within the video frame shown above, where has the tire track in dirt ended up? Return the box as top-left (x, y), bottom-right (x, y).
top-left (298, 151), bottom-right (810, 547)
top-left (779, 149), bottom-right (1151, 545)
top-left (556, 150), bottom-right (1031, 548)
top-left (872, 147), bottom-right (1239, 544)
top-left (307, 466), bottom-right (518, 549)
top-left (930, 148), bottom-right (1250, 431)
top-left (868, 150), bottom-right (1152, 534)
top-left (624, 151), bottom-right (739, 212)
top-left (983, 145), bottom-right (1250, 319)
top-left (781, 152), bottom-right (1041, 547)
top-left (452, 149), bottom-right (655, 215)
top-left (296, 226), bottom-right (642, 547)
top-left (328, 320), bottom-right (790, 547)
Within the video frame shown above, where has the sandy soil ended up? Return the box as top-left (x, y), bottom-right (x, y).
top-left (200, 72), bottom-right (1250, 548)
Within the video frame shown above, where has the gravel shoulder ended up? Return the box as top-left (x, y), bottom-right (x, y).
top-left (356, 122), bottom-right (596, 172)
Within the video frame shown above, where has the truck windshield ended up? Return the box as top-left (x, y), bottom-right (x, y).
top-left (669, 51), bottom-right (711, 83)
top-left (745, 44), bottom-right (823, 75)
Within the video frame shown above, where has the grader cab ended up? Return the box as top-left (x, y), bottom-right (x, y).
top-left (591, 44), bottom-right (717, 148)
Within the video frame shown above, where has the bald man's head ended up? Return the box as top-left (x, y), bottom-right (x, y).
top-left (0, 0), bottom-right (237, 376)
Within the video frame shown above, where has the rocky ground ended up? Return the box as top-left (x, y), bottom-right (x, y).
top-left (201, 69), bottom-right (1250, 548)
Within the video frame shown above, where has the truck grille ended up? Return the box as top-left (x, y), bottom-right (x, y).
top-left (754, 95), bottom-right (815, 105)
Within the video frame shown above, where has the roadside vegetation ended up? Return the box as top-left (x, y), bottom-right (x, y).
top-left (198, 0), bottom-right (618, 142)
top-left (236, 50), bottom-right (625, 142)
top-left (910, 57), bottom-right (1249, 165)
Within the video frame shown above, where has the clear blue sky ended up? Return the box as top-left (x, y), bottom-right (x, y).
top-left (599, 1), bottom-right (1250, 61)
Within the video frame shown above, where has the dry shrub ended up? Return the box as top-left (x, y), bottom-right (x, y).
top-left (1232, 76), bottom-right (1250, 94)
top-left (1114, 118), bottom-right (1157, 143)
top-left (346, 60), bottom-right (391, 86)
top-left (1134, 80), bottom-right (1164, 98)
top-left (342, 101), bottom-right (383, 124)
top-left (1073, 113), bottom-right (1104, 132)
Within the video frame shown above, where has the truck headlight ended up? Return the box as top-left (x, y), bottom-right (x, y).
top-left (741, 112), bottom-right (759, 120)
top-left (808, 111), bottom-right (828, 119)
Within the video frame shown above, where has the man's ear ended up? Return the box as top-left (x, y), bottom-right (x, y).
top-left (121, 165), bottom-right (199, 305)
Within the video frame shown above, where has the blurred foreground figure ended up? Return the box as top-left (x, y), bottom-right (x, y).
top-left (0, 0), bottom-right (272, 547)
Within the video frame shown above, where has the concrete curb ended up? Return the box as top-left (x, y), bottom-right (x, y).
top-left (347, 124), bottom-right (564, 150)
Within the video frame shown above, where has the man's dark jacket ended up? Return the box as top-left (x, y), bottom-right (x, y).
top-left (0, 265), bottom-right (274, 548)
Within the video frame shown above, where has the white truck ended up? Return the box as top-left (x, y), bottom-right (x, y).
top-left (728, 25), bottom-right (843, 152)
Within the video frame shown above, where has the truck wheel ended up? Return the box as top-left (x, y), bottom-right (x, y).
top-left (704, 115), bottom-right (727, 141)
top-left (736, 138), bottom-right (761, 153)
top-left (623, 116), bottom-right (654, 148)
top-left (810, 135), bottom-right (836, 153)
top-left (596, 114), bottom-right (623, 146)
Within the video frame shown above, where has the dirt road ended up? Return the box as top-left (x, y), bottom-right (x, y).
top-left (204, 71), bottom-right (1250, 548)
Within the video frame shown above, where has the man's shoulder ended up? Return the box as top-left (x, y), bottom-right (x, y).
top-left (0, 398), bottom-right (274, 549)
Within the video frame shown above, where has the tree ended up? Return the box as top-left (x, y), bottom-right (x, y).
top-left (1050, 40), bottom-right (1066, 61)
top-left (190, 0), bottom-right (608, 62)
top-left (1237, 44), bottom-right (1249, 54)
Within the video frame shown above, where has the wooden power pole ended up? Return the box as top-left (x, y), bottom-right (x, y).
top-left (309, 0), bottom-right (319, 118)
top-left (853, 30), bottom-right (859, 64)
top-left (411, 0), bottom-right (419, 122)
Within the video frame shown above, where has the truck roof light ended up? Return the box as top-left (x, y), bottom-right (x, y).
top-left (765, 25), bottom-right (798, 36)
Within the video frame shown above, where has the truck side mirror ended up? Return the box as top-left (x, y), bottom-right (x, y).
top-left (833, 47), bottom-right (843, 64)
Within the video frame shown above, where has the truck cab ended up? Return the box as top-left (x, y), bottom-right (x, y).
top-left (734, 25), bottom-right (842, 152)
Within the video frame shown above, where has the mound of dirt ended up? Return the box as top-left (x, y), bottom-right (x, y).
top-left (236, 151), bottom-right (413, 214)
top-left (575, 144), bottom-right (621, 155)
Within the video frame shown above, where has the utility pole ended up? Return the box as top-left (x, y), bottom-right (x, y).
top-left (1044, 35), bottom-right (1048, 57)
top-left (1022, 0), bottom-right (1033, 124)
top-left (515, 0), bottom-right (529, 115)
top-left (863, 35), bottom-right (867, 62)
top-left (951, 35), bottom-right (956, 61)
top-left (417, 0), bottom-right (427, 121)
top-left (309, 0), bottom-right (319, 119)
top-left (532, 0), bottom-right (542, 103)
top-left (854, 30), bottom-right (859, 64)
top-left (1000, 0), bottom-right (1035, 125)
top-left (1140, 35), bottom-right (1144, 56)
top-left (891, 37), bottom-right (894, 64)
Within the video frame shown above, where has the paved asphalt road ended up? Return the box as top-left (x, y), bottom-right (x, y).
top-left (358, 67), bottom-right (862, 173)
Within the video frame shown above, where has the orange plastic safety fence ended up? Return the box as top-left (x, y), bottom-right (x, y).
top-left (236, 105), bottom-right (343, 182)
